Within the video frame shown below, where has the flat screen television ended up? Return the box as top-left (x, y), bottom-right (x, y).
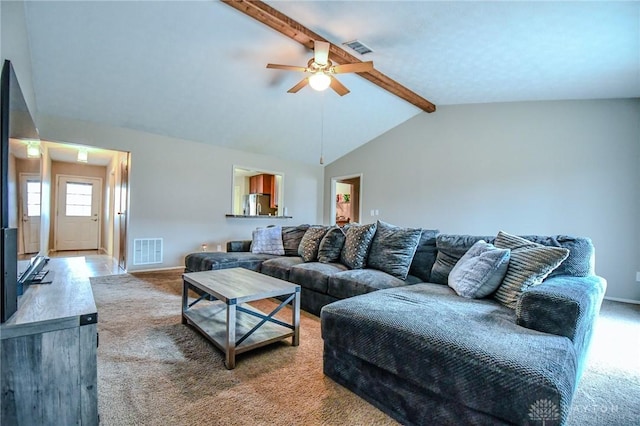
top-left (1, 59), bottom-right (45, 323)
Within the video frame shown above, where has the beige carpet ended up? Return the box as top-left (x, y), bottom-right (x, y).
top-left (91, 270), bottom-right (395, 425)
top-left (91, 271), bottom-right (639, 425)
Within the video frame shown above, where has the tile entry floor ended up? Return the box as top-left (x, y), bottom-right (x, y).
top-left (20, 251), bottom-right (126, 277)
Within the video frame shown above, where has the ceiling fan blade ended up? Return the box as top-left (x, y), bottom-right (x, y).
top-left (332, 61), bottom-right (374, 74)
top-left (314, 40), bottom-right (330, 66)
top-left (287, 78), bottom-right (309, 93)
top-left (329, 77), bottom-right (350, 96)
top-left (266, 64), bottom-right (307, 72)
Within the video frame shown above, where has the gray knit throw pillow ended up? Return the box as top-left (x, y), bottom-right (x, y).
top-left (318, 226), bottom-right (346, 263)
top-left (367, 220), bottom-right (422, 279)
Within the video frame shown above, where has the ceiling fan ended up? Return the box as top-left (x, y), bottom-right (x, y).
top-left (266, 40), bottom-right (374, 96)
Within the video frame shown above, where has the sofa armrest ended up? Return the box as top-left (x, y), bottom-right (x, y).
top-left (226, 240), bottom-right (252, 252)
top-left (516, 275), bottom-right (606, 366)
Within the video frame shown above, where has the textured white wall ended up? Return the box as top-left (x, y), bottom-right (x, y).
top-left (324, 99), bottom-right (640, 302)
top-left (1, 0), bottom-right (37, 119)
top-left (38, 115), bottom-right (324, 271)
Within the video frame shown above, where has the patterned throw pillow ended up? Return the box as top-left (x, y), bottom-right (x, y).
top-left (340, 223), bottom-right (377, 269)
top-left (367, 220), bottom-right (422, 279)
top-left (318, 226), bottom-right (346, 263)
top-left (298, 226), bottom-right (329, 262)
top-left (251, 226), bottom-right (284, 255)
top-left (493, 231), bottom-right (569, 309)
top-left (448, 240), bottom-right (510, 298)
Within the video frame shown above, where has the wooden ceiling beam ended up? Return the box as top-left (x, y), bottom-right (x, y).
top-left (222, 0), bottom-right (436, 113)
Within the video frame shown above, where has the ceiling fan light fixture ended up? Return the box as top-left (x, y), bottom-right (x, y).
top-left (26, 141), bottom-right (40, 158)
top-left (308, 72), bottom-right (331, 91)
top-left (77, 149), bottom-right (88, 163)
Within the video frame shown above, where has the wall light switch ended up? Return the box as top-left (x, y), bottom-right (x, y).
top-left (370, 209), bottom-right (375, 217)
top-left (217, 245), bottom-right (222, 252)
top-left (636, 271), bottom-right (640, 282)
top-left (375, 209), bottom-right (379, 216)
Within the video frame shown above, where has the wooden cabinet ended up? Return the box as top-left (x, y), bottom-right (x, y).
top-left (249, 174), bottom-right (273, 195)
top-left (1, 259), bottom-right (98, 425)
top-left (249, 174), bottom-right (277, 208)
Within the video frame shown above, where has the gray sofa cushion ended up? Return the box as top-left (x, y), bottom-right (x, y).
top-left (289, 262), bottom-right (348, 294)
top-left (282, 224), bottom-right (310, 256)
top-left (408, 229), bottom-right (439, 282)
top-left (261, 256), bottom-right (304, 281)
top-left (227, 240), bottom-right (251, 252)
top-left (494, 231), bottom-right (570, 309)
top-left (447, 240), bottom-right (510, 298)
top-left (318, 226), bottom-right (346, 263)
top-left (367, 220), bottom-right (423, 280)
top-left (519, 235), bottom-right (594, 277)
top-left (327, 269), bottom-right (422, 300)
top-left (430, 234), bottom-right (493, 284)
top-left (321, 283), bottom-right (578, 425)
top-left (184, 252), bottom-right (277, 272)
top-left (340, 223), bottom-right (377, 269)
top-left (431, 234), bottom-right (593, 286)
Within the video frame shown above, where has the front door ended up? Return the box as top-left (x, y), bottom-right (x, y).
top-left (19, 173), bottom-right (41, 254)
top-left (55, 176), bottom-right (102, 251)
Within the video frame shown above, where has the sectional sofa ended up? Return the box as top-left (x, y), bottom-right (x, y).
top-left (184, 222), bottom-right (606, 425)
top-left (184, 223), bottom-right (433, 316)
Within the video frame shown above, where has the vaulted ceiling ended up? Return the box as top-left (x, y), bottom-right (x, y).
top-left (20, 1), bottom-right (640, 165)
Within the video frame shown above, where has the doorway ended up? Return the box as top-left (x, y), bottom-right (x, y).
top-left (55, 175), bottom-right (102, 251)
top-left (19, 173), bottom-right (41, 254)
top-left (41, 141), bottom-right (129, 271)
top-left (331, 174), bottom-right (362, 226)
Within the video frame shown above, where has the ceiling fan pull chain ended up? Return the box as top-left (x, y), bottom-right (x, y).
top-left (320, 92), bottom-right (325, 165)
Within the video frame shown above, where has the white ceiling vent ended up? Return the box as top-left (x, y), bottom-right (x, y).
top-left (133, 238), bottom-right (163, 265)
top-left (343, 40), bottom-right (373, 55)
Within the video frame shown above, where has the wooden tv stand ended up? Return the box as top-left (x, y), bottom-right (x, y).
top-left (0, 258), bottom-right (98, 425)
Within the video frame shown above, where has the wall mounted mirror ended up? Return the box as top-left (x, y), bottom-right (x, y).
top-left (8, 139), bottom-right (42, 258)
top-left (232, 166), bottom-right (284, 216)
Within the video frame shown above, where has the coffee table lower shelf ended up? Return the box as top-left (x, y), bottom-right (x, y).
top-left (183, 300), bottom-right (295, 368)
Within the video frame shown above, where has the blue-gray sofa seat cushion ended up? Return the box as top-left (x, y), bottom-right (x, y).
top-left (184, 251), bottom-right (278, 272)
top-left (288, 262), bottom-right (349, 294)
top-left (327, 269), bottom-right (422, 299)
top-left (321, 283), bottom-right (578, 424)
top-left (261, 256), bottom-right (305, 281)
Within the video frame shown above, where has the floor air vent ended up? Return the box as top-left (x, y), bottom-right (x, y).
top-left (133, 238), bottom-right (163, 265)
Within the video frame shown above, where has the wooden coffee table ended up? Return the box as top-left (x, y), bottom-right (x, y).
top-left (182, 268), bottom-right (300, 369)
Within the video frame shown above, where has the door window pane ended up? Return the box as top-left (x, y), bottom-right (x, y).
top-left (26, 181), bottom-right (41, 217)
top-left (66, 183), bottom-right (92, 217)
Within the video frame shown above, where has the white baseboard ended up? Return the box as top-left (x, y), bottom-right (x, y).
top-left (604, 296), bottom-right (640, 305)
top-left (129, 266), bottom-right (184, 273)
